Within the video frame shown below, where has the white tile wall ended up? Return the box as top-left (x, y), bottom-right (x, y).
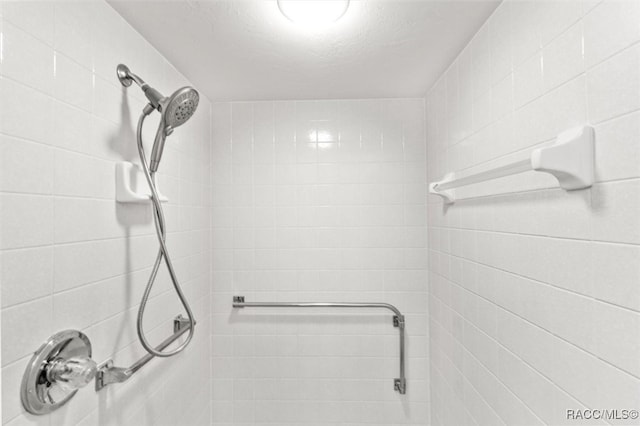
top-left (210, 99), bottom-right (429, 425)
top-left (0, 1), bottom-right (211, 425)
top-left (426, 0), bottom-right (640, 425)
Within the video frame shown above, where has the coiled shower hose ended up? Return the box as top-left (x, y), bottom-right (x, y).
top-left (135, 105), bottom-right (196, 357)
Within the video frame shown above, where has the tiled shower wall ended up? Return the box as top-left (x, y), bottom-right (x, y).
top-left (210, 99), bottom-right (429, 425)
top-left (426, 0), bottom-right (640, 425)
top-left (0, 2), bottom-right (211, 425)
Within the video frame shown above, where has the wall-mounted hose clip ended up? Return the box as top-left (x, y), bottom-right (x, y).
top-left (115, 161), bottom-right (168, 203)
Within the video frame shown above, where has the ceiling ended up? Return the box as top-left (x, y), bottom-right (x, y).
top-left (109, 0), bottom-right (500, 101)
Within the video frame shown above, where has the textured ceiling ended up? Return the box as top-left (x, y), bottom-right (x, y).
top-left (109, 0), bottom-right (500, 101)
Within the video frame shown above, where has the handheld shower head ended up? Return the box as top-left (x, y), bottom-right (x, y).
top-left (149, 87), bottom-right (199, 172)
top-left (162, 87), bottom-right (200, 130)
top-left (117, 64), bottom-right (200, 172)
top-left (118, 64), bottom-right (198, 359)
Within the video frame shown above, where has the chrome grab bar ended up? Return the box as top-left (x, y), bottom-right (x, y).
top-left (95, 315), bottom-right (193, 391)
top-left (232, 296), bottom-right (407, 394)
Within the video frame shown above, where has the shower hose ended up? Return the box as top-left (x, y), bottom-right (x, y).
top-left (134, 105), bottom-right (196, 357)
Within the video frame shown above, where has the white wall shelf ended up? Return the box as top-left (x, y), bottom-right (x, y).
top-left (429, 125), bottom-right (595, 204)
top-left (116, 161), bottom-right (168, 204)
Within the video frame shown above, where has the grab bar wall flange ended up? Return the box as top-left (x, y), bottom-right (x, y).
top-left (232, 295), bottom-right (407, 394)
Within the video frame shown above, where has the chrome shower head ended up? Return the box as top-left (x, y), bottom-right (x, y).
top-left (162, 87), bottom-right (200, 130)
top-left (149, 87), bottom-right (199, 172)
top-left (116, 64), bottom-right (200, 172)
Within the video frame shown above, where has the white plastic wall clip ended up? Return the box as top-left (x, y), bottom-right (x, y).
top-left (115, 162), bottom-right (168, 204)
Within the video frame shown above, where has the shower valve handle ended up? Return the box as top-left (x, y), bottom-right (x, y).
top-left (21, 330), bottom-right (96, 415)
top-left (47, 356), bottom-right (98, 391)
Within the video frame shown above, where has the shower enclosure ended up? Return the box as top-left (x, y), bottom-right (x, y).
top-left (1, 0), bottom-right (638, 425)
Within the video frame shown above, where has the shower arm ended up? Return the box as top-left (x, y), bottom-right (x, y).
top-left (116, 64), bottom-right (165, 110)
top-left (116, 64), bottom-right (147, 88)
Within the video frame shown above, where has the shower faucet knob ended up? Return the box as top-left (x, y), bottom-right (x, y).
top-left (47, 356), bottom-right (98, 392)
top-left (21, 330), bottom-right (96, 415)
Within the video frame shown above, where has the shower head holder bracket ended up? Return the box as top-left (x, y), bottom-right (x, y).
top-left (116, 64), bottom-right (134, 87)
top-left (116, 161), bottom-right (168, 204)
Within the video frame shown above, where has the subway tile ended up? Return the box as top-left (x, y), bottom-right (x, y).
top-left (582, 0), bottom-right (605, 15)
top-left (498, 306), bottom-right (640, 412)
top-left (594, 111), bottom-right (640, 182)
top-left (491, 74), bottom-right (513, 122)
top-left (0, 20), bottom-right (55, 95)
top-left (463, 348), bottom-right (545, 425)
top-left (53, 235), bottom-right (156, 292)
top-left (0, 77), bottom-right (54, 144)
top-left (514, 75), bottom-right (586, 152)
top-left (52, 100), bottom-right (94, 155)
top-left (513, 51), bottom-right (544, 108)
top-left (583, 0), bottom-right (640, 68)
top-left (587, 44), bottom-right (640, 124)
top-left (53, 1), bottom-right (96, 67)
top-left (496, 346), bottom-right (584, 426)
top-left (54, 53), bottom-right (94, 112)
top-left (590, 241), bottom-right (640, 311)
top-left (591, 180), bottom-right (640, 245)
top-left (537, 0), bottom-right (582, 47)
top-left (463, 375), bottom-right (506, 426)
top-left (1, 246), bottom-right (52, 308)
top-left (472, 89), bottom-right (492, 132)
top-left (1, 1), bottom-right (54, 45)
top-left (542, 22), bottom-right (585, 92)
top-left (52, 272), bottom-right (138, 331)
top-left (53, 149), bottom-right (114, 199)
top-left (0, 135), bottom-right (53, 194)
top-left (92, 76), bottom-right (125, 125)
top-left (590, 302), bottom-right (640, 377)
top-left (0, 193), bottom-right (53, 249)
top-left (91, 1), bottom-right (126, 81)
top-left (510, 1), bottom-right (542, 67)
top-left (53, 197), bottom-right (125, 243)
top-left (488, 1), bottom-right (512, 83)
top-left (1, 356), bottom-right (44, 424)
top-left (2, 296), bottom-right (53, 366)
top-left (471, 26), bottom-right (491, 101)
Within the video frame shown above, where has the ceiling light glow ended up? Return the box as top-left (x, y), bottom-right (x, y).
top-left (277, 0), bottom-right (350, 27)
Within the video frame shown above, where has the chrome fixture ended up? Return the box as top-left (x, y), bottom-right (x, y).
top-left (116, 64), bottom-right (197, 357)
top-left (96, 315), bottom-right (193, 391)
top-left (232, 296), bottom-right (407, 394)
top-left (117, 64), bottom-right (199, 172)
top-left (21, 330), bottom-right (97, 415)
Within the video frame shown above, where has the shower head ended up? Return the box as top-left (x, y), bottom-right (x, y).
top-left (149, 87), bottom-right (199, 172)
top-left (117, 64), bottom-right (200, 172)
top-left (161, 87), bottom-right (200, 130)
